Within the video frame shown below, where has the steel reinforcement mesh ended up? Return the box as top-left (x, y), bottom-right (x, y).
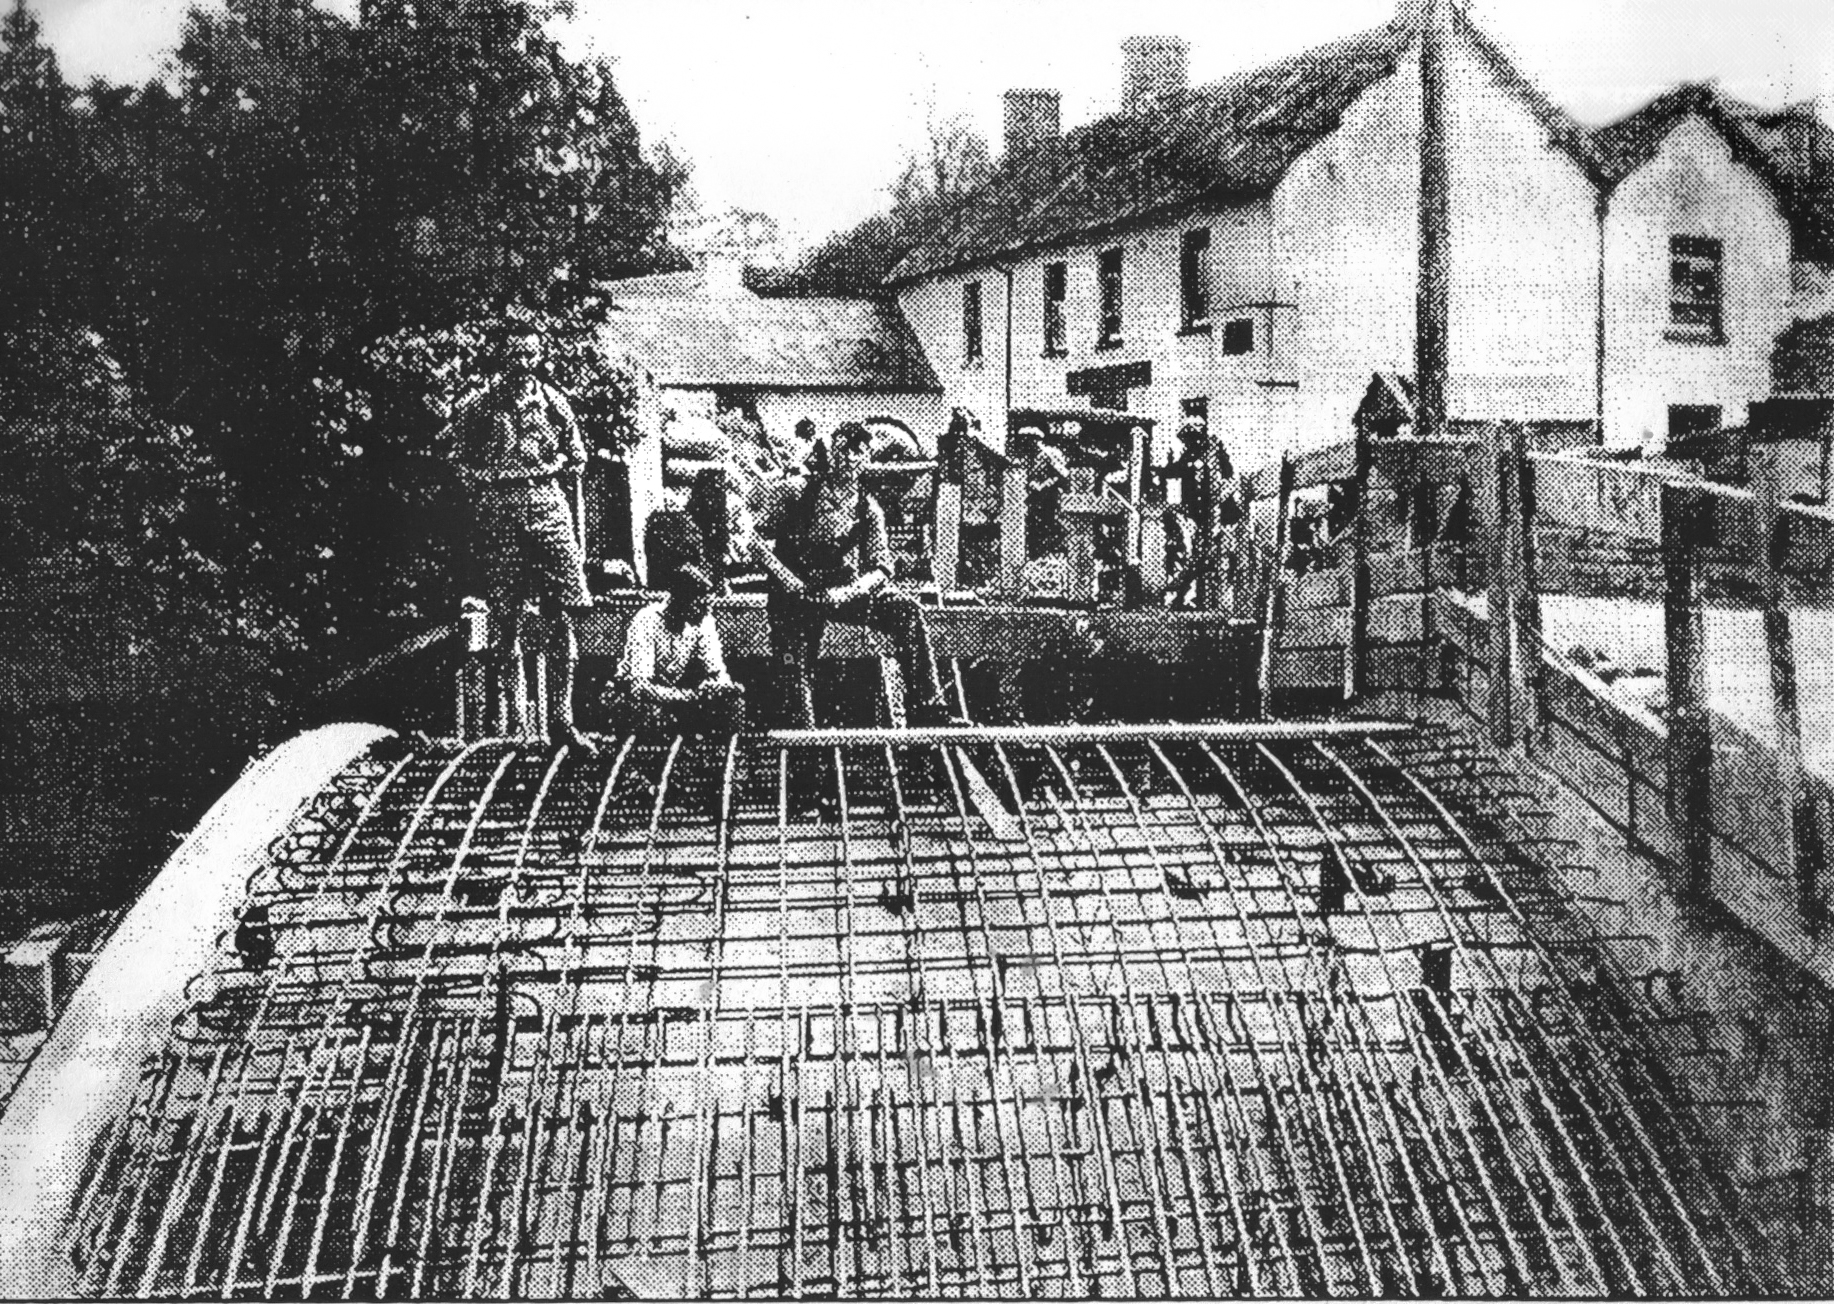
top-left (65, 726), bottom-right (1766, 1298)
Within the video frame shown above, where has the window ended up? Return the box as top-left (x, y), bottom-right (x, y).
top-left (1668, 404), bottom-right (1721, 441)
top-left (1097, 247), bottom-right (1124, 349)
top-left (962, 280), bottom-right (983, 366)
top-left (1043, 262), bottom-right (1067, 356)
top-left (1668, 235), bottom-right (1723, 342)
top-left (1179, 228), bottom-right (1211, 331)
top-left (1221, 317), bottom-right (1254, 356)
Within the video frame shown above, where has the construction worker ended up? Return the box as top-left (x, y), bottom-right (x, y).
top-left (606, 564), bottom-right (746, 738)
top-left (450, 323), bottom-right (597, 753)
top-left (752, 422), bottom-right (961, 727)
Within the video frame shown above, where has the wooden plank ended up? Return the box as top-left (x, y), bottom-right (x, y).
top-left (1662, 482), bottom-right (1713, 900)
top-left (576, 598), bottom-right (1255, 665)
top-left (1371, 438), bottom-right (1479, 485)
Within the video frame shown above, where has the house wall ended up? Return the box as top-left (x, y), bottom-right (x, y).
top-left (1602, 115), bottom-right (1795, 449)
top-left (1441, 30), bottom-right (1601, 425)
top-left (898, 275), bottom-right (1011, 439)
top-left (899, 212), bottom-right (1291, 467)
top-left (1270, 48), bottom-right (1422, 463)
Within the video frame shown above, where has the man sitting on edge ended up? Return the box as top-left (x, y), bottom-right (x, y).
top-left (753, 422), bottom-right (962, 727)
top-left (607, 564), bottom-right (747, 738)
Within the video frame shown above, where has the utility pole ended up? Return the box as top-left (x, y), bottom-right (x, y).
top-left (1415, 0), bottom-right (1452, 442)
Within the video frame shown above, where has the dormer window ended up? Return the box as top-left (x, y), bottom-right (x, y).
top-left (1668, 235), bottom-right (1724, 344)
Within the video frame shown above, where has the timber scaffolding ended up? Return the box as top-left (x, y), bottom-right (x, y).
top-left (55, 723), bottom-right (1769, 1298)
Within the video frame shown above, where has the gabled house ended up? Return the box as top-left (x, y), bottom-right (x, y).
top-left (850, 0), bottom-right (1810, 467)
top-left (1592, 84), bottom-right (1799, 450)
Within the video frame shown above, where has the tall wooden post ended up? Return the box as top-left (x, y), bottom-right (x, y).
top-left (1752, 454), bottom-right (1828, 930)
top-left (1345, 421), bottom-right (1374, 702)
top-left (1661, 482), bottom-right (1712, 899)
top-left (1415, 0), bottom-right (1452, 443)
top-left (1257, 455), bottom-right (1297, 718)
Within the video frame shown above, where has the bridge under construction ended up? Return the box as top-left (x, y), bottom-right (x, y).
top-left (0, 721), bottom-right (1771, 1298)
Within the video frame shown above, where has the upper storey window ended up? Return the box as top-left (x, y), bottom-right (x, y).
top-left (1668, 235), bottom-right (1724, 344)
top-left (1179, 228), bottom-right (1211, 332)
top-left (1043, 262), bottom-right (1067, 356)
top-left (963, 280), bottom-right (984, 366)
top-left (1097, 247), bottom-right (1124, 349)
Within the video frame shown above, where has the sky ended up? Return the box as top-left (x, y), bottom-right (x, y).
top-left (28, 0), bottom-right (1834, 254)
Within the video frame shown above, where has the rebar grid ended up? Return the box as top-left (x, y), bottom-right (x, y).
top-left (67, 727), bottom-right (1764, 1299)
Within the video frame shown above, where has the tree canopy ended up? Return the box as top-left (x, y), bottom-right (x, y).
top-left (0, 0), bottom-right (687, 906)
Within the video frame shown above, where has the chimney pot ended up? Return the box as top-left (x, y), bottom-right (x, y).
top-left (1122, 36), bottom-right (1189, 113)
top-left (1003, 89), bottom-right (1062, 160)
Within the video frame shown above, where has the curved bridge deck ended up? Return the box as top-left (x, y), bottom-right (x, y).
top-left (68, 726), bottom-right (1763, 1297)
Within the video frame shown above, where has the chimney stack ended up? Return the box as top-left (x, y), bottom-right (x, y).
top-left (1122, 36), bottom-right (1189, 113)
top-left (1003, 90), bottom-right (1062, 160)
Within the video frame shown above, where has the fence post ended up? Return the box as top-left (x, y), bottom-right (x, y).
top-left (1752, 454), bottom-right (1828, 931)
top-left (1506, 424), bottom-right (1544, 741)
top-left (1661, 482), bottom-right (1712, 899)
top-left (1345, 421), bottom-right (1374, 702)
top-left (1063, 468), bottom-right (1103, 606)
top-left (1257, 454), bottom-right (1297, 718)
top-left (933, 425), bottom-right (966, 597)
top-left (1484, 427), bottom-right (1514, 747)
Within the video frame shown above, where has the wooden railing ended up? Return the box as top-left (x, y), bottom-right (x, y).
top-left (1437, 436), bottom-right (1834, 984)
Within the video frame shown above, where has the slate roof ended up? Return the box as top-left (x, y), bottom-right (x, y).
top-left (597, 279), bottom-right (941, 393)
top-left (1592, 83), bottom-right (1834, 262)
top-left (882, 10), bottom-right (1601, 286)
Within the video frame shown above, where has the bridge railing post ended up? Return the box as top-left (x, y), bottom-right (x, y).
top-left (1662, 481), bottom-right (1712, 900)
top-left (458, 597), bottom-right (490, 742)
top-left (1752, 452), bottom-right (1828, 932)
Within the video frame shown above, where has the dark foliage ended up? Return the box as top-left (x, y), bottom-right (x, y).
top-left (0, 0), bottom-right (685, 910)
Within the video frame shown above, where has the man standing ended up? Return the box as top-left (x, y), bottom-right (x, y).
top-left (608, 564), bottom-right (746, 737)
top-left (452, 324), bottom-right (598, 752)
top-left (753, 422), bottom-right (959, 727)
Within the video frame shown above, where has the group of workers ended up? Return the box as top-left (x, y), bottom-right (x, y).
top-left (1021, 413), bottom-right (1247, 608)
top-left (451, 323), bottom-right (959, 749)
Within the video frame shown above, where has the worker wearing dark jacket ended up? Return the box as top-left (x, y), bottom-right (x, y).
top-left (451, 325), bottom-right (597, 752)
top-left (753, 423), bottom-right (957, 727)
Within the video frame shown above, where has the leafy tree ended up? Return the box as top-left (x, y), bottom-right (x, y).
top-left (0, 0), bottom-right (82, 317)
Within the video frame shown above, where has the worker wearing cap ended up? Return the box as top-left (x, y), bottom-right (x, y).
top-left (752, 422), bottom-right (958, 727)
top-left (450, 323), bottom-right (598, 753)
top-left (607, 564), bottom-right (746, 738)
top-left (1028, 440), bottom-right (1070, 557)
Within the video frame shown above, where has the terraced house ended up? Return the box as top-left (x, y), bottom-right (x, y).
top-left (869, 0), bottom-right (1832, 467)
